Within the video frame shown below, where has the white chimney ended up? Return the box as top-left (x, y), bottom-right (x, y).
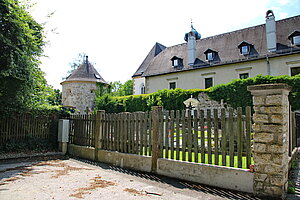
top-left (265, 10), bottom-right (277, 52)
top-left (187, 32), bottom-right (196, 66)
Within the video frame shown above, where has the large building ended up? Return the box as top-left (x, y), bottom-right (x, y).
top-left (61, 56), bottom-right (107, 113)
top-left (132, 11), bottom-right (300, 95)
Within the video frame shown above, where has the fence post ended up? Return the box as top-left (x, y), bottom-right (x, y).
top-left (248, 83), bottom-right (291, 198)
top-left (58, 119), bottom-right (69, 154)
top-left (151, 106), bottom-right (162, 173)
top-left (95, 110), bottom-right (105, 161)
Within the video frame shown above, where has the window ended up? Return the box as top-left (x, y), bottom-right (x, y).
top-left (173, 59), bottom-right (178, 67)
top-left (204, 49), bottom-right (218, 62)
top-left (140, 83), bottom-right (145, 94)
top-left (241, 46), bottom-right (249, 55)
top-left (238, 41), bottom-right (253, 56)
top-left (239, 73), bottom-right (249, 79)
top-left (207, 52), bottom-right (213, 61)
top-left (291, 67), bottom-right (300, 76)
top-left (288, 31), bottom-right (300, 45)
top-left (169, 82), bottom-right (176, 90)
top-left (205, 78), bottom-right (213, 89)
top-left (171, 57), bottom-right (183, 67)
top-left (294, 36), bottom-right (300, 45)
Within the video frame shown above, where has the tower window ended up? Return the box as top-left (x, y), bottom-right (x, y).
top-left (169, 82), bottom-right (176, 89)
top-left (205, 78), bottom-right (213, 89)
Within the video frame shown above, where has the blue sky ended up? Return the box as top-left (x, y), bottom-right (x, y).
top-left (30, 0), bottom-right (300, 89)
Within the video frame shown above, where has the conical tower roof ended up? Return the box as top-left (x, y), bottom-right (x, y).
top-left (61, 57), bottom-right (107, 84)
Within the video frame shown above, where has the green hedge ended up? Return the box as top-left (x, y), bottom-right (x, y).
top-left (95, 75), bottom-right (300, 113)
top-left (95, 88), bottom-right (207, 113)
top-left (207, 75), bottom-right (300, 111)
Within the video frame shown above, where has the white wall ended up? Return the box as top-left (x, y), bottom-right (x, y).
top-left (146, 54), bottom-right (300, 93)
top-left (133, 77), bottom-right (145, 95)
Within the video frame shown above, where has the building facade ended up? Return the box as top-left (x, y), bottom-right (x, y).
top-left (61, 56), bottom-right (107, 113)
top-left (132, 11), bottom-right (300, 94)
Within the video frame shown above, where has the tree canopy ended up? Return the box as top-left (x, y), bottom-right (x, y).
top-left (0, 0), bottom-right (56, 114)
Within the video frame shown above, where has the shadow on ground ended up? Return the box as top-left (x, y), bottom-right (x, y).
top-left (73, 156), bottom-right (264, 200)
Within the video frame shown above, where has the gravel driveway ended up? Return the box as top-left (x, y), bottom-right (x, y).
top-left (0, 157), bottom-right (261, 200)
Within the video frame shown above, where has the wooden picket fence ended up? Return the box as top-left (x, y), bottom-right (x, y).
top-left (0, 114), bottom-right (58, 144)
top-left (160, 107), bottom-right (252, 169)
top-left (69, 106), bottom-right (253, 169)
top-left (69, 114), bottom-right (96, 147)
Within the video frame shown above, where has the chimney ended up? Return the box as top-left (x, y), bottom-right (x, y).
top-left (265, 10), bottom-right (277, 52)
top-left (185, 23), bottom-right (201, 66)
top-left (187, 31), bottom-right (196, 66)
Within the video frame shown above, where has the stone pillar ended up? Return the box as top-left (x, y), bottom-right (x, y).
top-left (248, 83), bottom-right (291, 198)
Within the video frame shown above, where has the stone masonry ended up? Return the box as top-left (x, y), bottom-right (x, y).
top-left (62, 81), bottom-right (97, 113)
top-left (248, 83), bottom-right (291, 198)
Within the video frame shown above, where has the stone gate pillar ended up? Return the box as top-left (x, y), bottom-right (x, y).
top-left (248, 83), bottom-right (291, 198)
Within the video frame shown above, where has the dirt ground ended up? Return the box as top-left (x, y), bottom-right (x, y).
top-left (0, 156), bottom-right (261, 200)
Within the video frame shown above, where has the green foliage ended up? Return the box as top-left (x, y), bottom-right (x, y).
top-left (108, 80), bottom-right (133, 96)
top-left (95, 94), bottom-right (124, 113)
top-left (287, 186), bottom-right (296, 194)
top-left (208, 75), bottom-right (300, 110)
top-left (95, 88), bottom-right (207, 113)
top-left (0, 0), bottom-right (59, 115)
top-left (0, 136), bottom-right (57, 153)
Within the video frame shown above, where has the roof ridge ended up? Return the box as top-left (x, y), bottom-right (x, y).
top-left (164, 15), bottom-right (300, 50)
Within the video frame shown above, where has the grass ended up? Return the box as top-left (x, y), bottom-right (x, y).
top-left (161, 149), bottom-right (253, 169)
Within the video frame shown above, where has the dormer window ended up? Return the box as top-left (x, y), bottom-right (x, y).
top-left (238, 41), bottom-right (253, 55)
top-left (207, 52), bottom-right (214, 61)
top-left (241, 46), bottom-right (249, 55)
top-left (288, 30), bottom-right (300, 46)
top-left (173, 59), bottom-right (179, 67)
top-left (171, 56), bottom-right (183, 68)
top-left (204, 49), bottom-right (217, 62)
top-left (293, 36), bottom-right (300, 45)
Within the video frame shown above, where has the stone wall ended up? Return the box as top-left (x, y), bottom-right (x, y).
top-left (62, 82), bottom-right (97, 113)
top-left (248, 83), bottom-right (291, 198)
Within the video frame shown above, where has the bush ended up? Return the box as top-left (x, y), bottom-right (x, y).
top-left (95, 88), bottom-right (207, 113)
top-left (95, 75), bottom-right (300, 113)
top-left (208, 75), bottom-right (300, 110)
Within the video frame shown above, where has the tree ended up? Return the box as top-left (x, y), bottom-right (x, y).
top-left (0, 0), bottom-right (50, 114)
top-left (107, 80), bottom-right (133, 96)
top-left (63, 52), bottom-right (87, 80)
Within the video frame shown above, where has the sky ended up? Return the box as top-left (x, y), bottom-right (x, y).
top-left (29, 0), bottom-right (300, 90)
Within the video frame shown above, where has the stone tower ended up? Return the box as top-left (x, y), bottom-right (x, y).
top-left (61, 56), bottom-right (107, 113)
